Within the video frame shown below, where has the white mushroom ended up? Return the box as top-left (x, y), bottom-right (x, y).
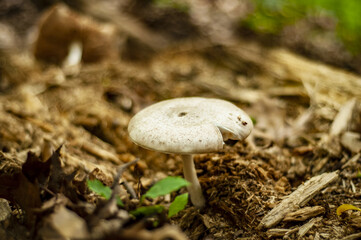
top-left (128, 97), bottom-right (253, 208)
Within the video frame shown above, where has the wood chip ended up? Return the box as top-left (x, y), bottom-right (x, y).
top-left (341, 132), bottom-right (361, 153)
top-left (81, 141), bottom-right (121, 164)
top-left (330, 98), bottom-right (357, 136)
top-left (216, 41), bottom-right (361, 109)
top-left (266, 228), bottom-right (290, 238)
top-left (258, 171), bottom-right (338, 229)
top-left (266, 228), bottom-right (298, 238)
top-left (64, 153), bottom-right (115, 178)
top-left (284, 206), bottom-right (325, 222)
top-left (350, 216), bottom-right (361, 228)
top-left (297, 217), bottom-right (322, 238)
top-left (341, 232), bottom-right (361, 240)
top-left (342, 153), bottom-right (361, 169)
top-left (314, 232), bottom-right (321, 240)
top-left (26, 117), bottom-right (54, 132)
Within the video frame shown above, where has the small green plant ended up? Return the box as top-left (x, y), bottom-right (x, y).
top-left (167, 192), bottom-right (189, 218)
top-left (87, 176), bottom-right (190, 218)
top-left (245, 0), bottom-right (361, 53)
top-left (152, 0), bottom-right (189, 12)
top-left (87, 179), bottom-right (124, 207)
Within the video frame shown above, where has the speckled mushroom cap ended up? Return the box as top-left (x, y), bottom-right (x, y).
top-left (128, 97), bottom-right (253, 154)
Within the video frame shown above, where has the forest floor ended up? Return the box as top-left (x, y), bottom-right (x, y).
top-left (1, 1), bottom-right (361, 240)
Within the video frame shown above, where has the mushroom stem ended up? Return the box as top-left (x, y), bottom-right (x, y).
top-left (181, 154), bottom-right (206, 208)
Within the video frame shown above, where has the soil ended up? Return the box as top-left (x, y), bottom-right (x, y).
top-left (0, 1), bottom-right (361, 240)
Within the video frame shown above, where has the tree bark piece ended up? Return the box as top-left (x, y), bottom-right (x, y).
top-left (283, 206), bottom-right (325, 222)
top-left (266, 228), bottom-right (298, 238)
top-left (341, 232), bottom-right (361, 240)
top-left (297, 217), bottom-right (322, 239)
top-left (258, 171), bottom-right (338, 229)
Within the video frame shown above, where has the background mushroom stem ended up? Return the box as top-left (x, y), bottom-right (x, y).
top-left (181, 154), bottom-right (206, 208)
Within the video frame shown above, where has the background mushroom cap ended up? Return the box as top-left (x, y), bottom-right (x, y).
top-left (128, 97), bottom-right (253, 154)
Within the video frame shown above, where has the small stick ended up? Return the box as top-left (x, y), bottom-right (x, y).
top-left (111, 158), bottom-right (140, 189)
top-left (122, 179), bottom-right (137, 199)
top-left (258, 171), bottom-right (338, 229)
top-left (91, 158), bottom-right (140, 222)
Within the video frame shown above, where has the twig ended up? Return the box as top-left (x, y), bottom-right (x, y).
top-left (297, 217), bottom-right (322, 239)
top-left (122, 179), bottom-right (137, 199)
top-left (91, 158), bottom-right (140, 221)
top-left (283, 206), bottom-right (325, 222)
top-left (111, 158), bottom-right (139, 189)
top-left (258, 171), bottom-right (338, 229)
top-left (341, 232), bottom-right (361, 240)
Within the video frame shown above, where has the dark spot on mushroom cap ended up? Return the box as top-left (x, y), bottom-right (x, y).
top-left (242, 121), bottom-right (248, 126)
top-left (178, 112), bottom-right (187, 117)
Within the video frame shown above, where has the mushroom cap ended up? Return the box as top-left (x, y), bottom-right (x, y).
top-left (128, 97), bottom-right (253, 154)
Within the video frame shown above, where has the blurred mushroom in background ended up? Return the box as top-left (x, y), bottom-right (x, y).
top-left (33, 3), bottom-right (119, 66)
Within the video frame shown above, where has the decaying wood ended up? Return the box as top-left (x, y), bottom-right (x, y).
top-left (266, 49), bottom-right (361, 108)
top-left (297, 217), bottom-right (322, 239)
top-left (329, 98), bottom-right (357, 136)
top-left (314, 232), bottom-right (321, 240)
top-left (283, 206), bottom-right (325, 222)
top-left (266, 228), bottom-right (298, 238)
top-left (341, 132), bottom-right (361, 153)
top-left (266, 217), bottom-right (323, 239)
top-left (80, 141), bottom-right (121, 164)
top-left (349, 216), bottom-right (361, 228)
top-left (341, 232), bottom-right (361, 240)
top-left (311, 157), bottom-right (329, 174)
top-left (317, 98), bottom-right (361, 156)
top-left (258, 171), bottom-right (339, 229)
top-left (64, 153), bottom-right (115, 179)
top-left (206, 41), bottom-right (361, 109)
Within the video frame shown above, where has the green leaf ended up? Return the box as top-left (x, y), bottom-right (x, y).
top-left (87, 179), bottom-right (112, 199)
top-left (245, 0), bottom-right (361, 53)
top-left (142, 176), bottom-right (189, 201)
top-left (130, 205), bottom-right (165, 217)
top-left (87, 179), bottom-right (124, 207)
top-left (116, 196), bottom-right (124, 207)
top-left (168, 193), bottom-right (188, 218)
top-left (152, 0), bottom-right (189, 12)
top-left (153, 220), bottom-right (160, 227)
